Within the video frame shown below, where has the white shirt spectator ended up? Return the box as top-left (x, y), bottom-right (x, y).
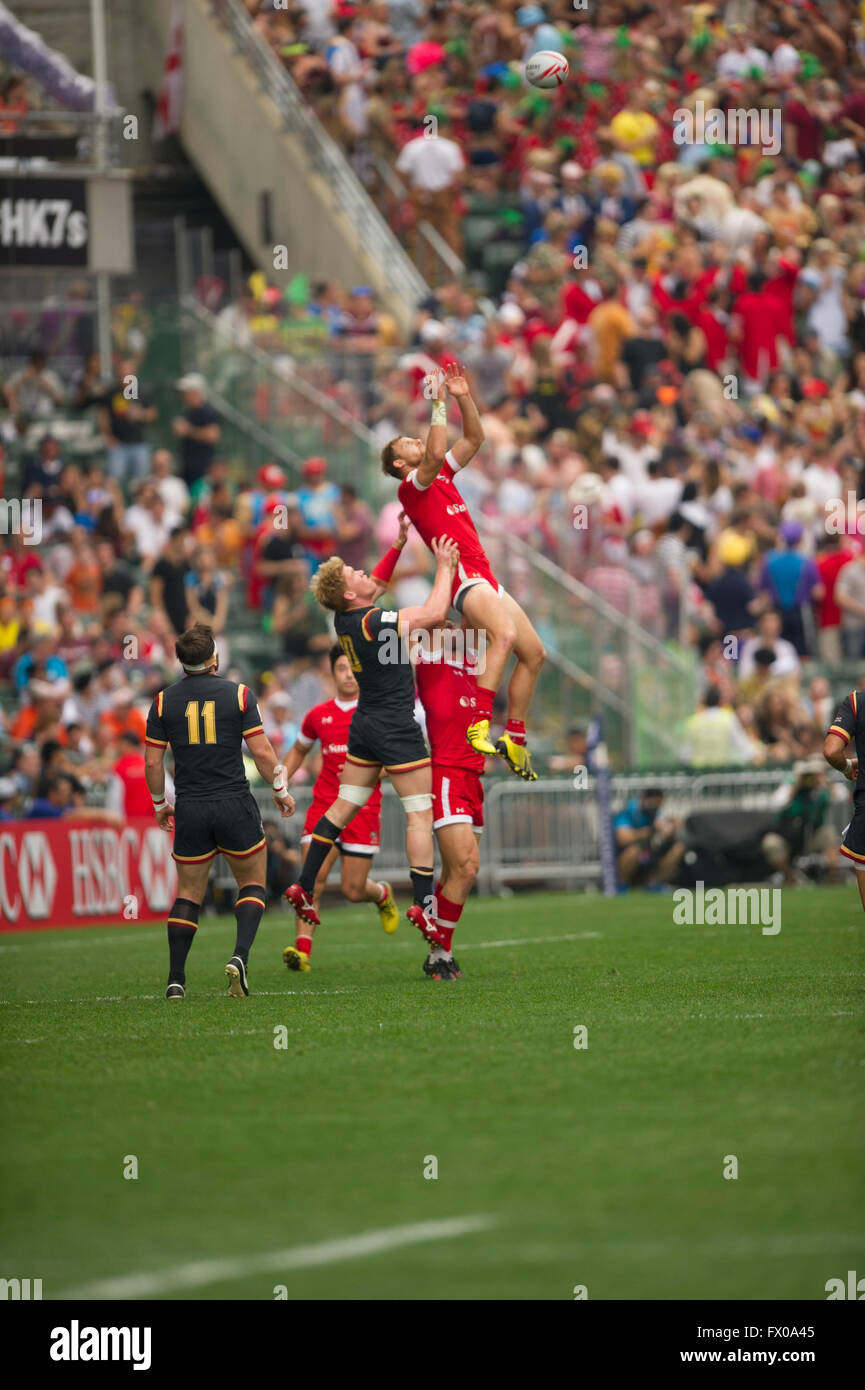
top-left (802, 460), bottom-right (840, 511)
top-left (124, 505), bottom-right (180, 565)
top-left (737, 634), bottom-right (801, 681)
top-left (716, 45), bottom-right (769, 79)
top-left (638, 477), bottom-right (682, 527)
top-left (396, 135), bottom-right (464, 192)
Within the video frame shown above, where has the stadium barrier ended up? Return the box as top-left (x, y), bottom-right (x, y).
top-left (0, 817), bottom-right (178, 931)
top-left (248, 769), bottom-right (833, 898)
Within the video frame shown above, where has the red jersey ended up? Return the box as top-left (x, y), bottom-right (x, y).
top-left (415, 650), bottom-right (484, 772)
top-left (297, 697), bottom-right (383, 810)
top-left (398, 450), bottom-right (486, 569)
top-left (111, 752), bottom-right (152, 818)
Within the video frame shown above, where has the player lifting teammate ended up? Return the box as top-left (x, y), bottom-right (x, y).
top-left (414, 618), bottom-right (486, 980)
top-left (279, 643), bottom-right (399, 972)
top-left (144, 622), bottom-right (295, 999)
top-left (380, 363), bottom-right (546, 780)
top-left (285, 534), bottom-right (460, 968)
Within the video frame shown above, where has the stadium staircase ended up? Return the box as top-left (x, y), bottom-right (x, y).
top-left (135, 0), bottom-right (427, 337)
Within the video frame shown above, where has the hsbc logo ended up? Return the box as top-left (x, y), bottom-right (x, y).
top-left (446, 504), bottom-right (467, 516)
top-left (19, 832), bottom-right (57, 918)
top-left (321, 716), bottom-right (333, 724)
top-left (459, 697), bottom-right (477, 708)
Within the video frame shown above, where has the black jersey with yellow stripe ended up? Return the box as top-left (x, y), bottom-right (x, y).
top-left (145, 674), bottom-right (264, 801)
top-left (827, 689), bottom-right (865, 794)
top-left (334, 604), bottom-right (415, 719)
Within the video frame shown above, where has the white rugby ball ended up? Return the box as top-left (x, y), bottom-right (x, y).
top-left (525, 50), bottom-right (569, 89)
top-left (569, 472), bottom-right (604, 507)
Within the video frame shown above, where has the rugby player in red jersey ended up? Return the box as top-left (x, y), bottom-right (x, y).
top-left (380, 362), bottom-right (546, 781)
top-left (414, 619), bottom-right (485, 980)
top-left (279, 644), bottom-right (399, 972)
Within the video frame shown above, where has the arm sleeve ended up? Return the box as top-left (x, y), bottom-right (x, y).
top-left (242, 691), bottom-right (265, 741)
top-left (297, 709), bottom-right (317, 750)
top-left (371, 544), bottom-right (403, 585)
top-left (827, 693), bottom-right (856, 745)
top-left (145, 694), bottom-right (168, 748)
top-left (360, 607), bottom-right (404, 642)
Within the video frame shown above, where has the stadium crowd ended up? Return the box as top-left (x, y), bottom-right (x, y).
top-left (3, 0), bottom-right (865, 806)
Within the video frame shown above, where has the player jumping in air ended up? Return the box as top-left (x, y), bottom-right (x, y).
top-left (279, 643), bottom-right (399, 973)
top-left (144, 622), bottom-right (296, 999)
top-left (380, 363), bottom-right (546, 780)
top-left (285, 534), bottom-right (460, 958)
top-left (823, 689), bottom-right (863, 908)
top-left (414, 619), bottom-right (486, 980)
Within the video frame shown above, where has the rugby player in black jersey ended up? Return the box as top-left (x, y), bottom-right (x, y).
top-left (145, 622), bottom-right (296, 999)
top-left (285, 536), bottom-right (459, 969)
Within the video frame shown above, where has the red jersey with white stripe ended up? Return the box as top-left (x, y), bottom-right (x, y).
top-left (297, 697), bottom-right (383, 811)
top-left (415, 649), bottom-right (484, 772)
top-left (398, 449), bottom-right (487, 569)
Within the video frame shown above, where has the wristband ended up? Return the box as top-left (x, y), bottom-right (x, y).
top-left (152, 794), bottom-right (168, 812)
top-left (431, 400), bottom-right (447, 426)
top-left (272, 765), bottom-right (291, 801)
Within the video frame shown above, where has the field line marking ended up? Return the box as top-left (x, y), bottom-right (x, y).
top-left (57, 1214), bottom-right (497, 1300)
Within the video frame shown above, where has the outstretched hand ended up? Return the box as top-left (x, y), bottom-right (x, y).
top-left (443, 361), bottom-right (470, 398)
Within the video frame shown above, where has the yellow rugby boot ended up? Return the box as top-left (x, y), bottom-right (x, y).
top-left (376, 881), bottom-right (400, 934)
top-left (495, 732), bottom-right (538, 781)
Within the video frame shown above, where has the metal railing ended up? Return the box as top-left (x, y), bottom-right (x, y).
top-left (247, 770), bottom-right (807, 896)
top-left (209, 0), bottom-right (428, 310)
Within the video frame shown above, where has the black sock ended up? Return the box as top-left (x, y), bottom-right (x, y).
top-left (167, 899), bottom-right (199, 985)
top-left (233, 885), bottom-right (266, 966)
top-left (410, 866), bottom-right (434, 910)
top-left (299, 816), bottom-right (342, 893)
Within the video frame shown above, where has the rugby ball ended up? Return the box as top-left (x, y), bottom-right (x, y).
top-left (569, 472), bottom-right (604, 506)
top-left (525, 50), bottom-right (569, 89)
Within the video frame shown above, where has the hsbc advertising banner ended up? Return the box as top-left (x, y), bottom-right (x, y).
top-left (0, 818), bottom-right (177, 931)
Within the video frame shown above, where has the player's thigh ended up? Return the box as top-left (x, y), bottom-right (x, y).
top-left (498, 589), bottom-right (545, 665)
top-left (389, 764), bottom-right (433, 828)
top-left (228, 845), bottom-right (268, 890)
top-left (461, 581), bottom-right (514, 641)
top-left (175, 857), bottom-right (213, 904)
top-left (436, 822), bottom-right (479, 877)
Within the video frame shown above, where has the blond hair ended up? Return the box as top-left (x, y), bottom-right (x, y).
top-left (311, 555), bottom-right (349, 612)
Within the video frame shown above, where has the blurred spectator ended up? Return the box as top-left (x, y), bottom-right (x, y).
top-left (3, 351), bottom-right (65, 418)
top-left (172, 374), bottom-right (221, 489)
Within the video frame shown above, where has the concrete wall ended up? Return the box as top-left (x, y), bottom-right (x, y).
top-left (133, 0), bottom-right (420, 334)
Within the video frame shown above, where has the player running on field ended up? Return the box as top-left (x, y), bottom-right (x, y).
top-left (285, 535), bottom-right (460, 955)
top-left (414, 618), bottom-right (486, 981)
top-left (280, 643), bottom-right (399, 973)
top-left (380, 362), bottom-right (546, 781)
top-left (144, 621), bottom-right (296, 1000)
top-left (823, 688), bottom-right (864, 910)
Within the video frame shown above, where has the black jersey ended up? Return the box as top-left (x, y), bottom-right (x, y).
top-left (145, 674), bottom-right (264, 801)
top-left (334, 605), bottom-right (415, 719)
top-left (828, 691), bottom-right (865, 799)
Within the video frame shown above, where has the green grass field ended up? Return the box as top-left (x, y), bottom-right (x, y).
top-left (1, 887), bottom-right (863, 1301)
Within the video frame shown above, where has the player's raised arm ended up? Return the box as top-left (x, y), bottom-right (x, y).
top-left (369, 509), bottom-right (409, 599)
top-left (397, 536), bottom-right (459, 633)
top-left (443, 361), bottom-right (484, 468)
top-left (416, 368), bottom-right (449, 487)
